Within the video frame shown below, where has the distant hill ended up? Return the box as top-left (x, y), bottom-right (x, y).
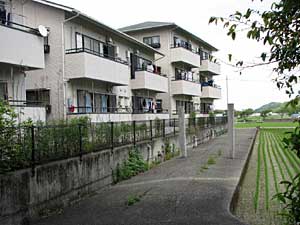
top-left (254, 102), bottom-right (283, 113)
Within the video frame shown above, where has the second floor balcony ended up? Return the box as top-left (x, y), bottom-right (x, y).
top-left (0, 21), bottom-right (45, 70)
top-left (170, 45), bottom-right (200, 68)
top-left (65, 34), bottom-right (130, 86)
top-left (199, 59), bottom-right (221, 75)
top-left (201, 83), bottom-right (221, 99)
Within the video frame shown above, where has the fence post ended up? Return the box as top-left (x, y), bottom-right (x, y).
top-left (228, 104), bottom-right (235, 159)
top-left (179, 106), bottom-right (187, 158)
top-left (111, 122), bottom-right (114, 150)
top-left (133, 121), bottom-right (136, 146)
top-left (150, 120), bottom-right (153, 141)
top-left (79, 124), bottom-right (83, 161)
top-left (31, 126), bottom-right (35, 177)
top-left (173, 118), bottom-right (176, 136)
top-left (163, 119), bottom-right (166, 137)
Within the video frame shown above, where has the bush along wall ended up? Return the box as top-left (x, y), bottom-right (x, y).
top-left (112, 148), bottom-right (148, 183)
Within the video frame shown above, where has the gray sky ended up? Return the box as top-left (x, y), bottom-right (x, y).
top-left (53, 0), bottom-right (290, 110)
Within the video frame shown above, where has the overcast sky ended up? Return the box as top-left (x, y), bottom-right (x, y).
top-left (53, 0), bottom-right (290, 110)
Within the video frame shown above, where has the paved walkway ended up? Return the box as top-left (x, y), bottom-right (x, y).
top-left (34, 129), bottom-right (256, 225)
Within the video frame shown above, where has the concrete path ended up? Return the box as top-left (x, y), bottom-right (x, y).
top-left (33, 129), bottom-right (256, 225)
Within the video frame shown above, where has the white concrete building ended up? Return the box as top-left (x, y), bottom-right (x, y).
top-left (120, 22), bottom-right (222, 118)
top-left (3, 0), bottom-right (168, 122)
top-left (0, 1), bottom-right (46, 123)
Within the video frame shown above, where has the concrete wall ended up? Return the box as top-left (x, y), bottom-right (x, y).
top-left (13, 106), bottom-right (46, 123)
top-left (0, 124), bottom-right (227, 225)
top-left (131, 71), bottom-right (168, 93)
top-left (65, 52), bottom-right (130, 86)
top-left (0, 26), bottom-right (45, 69)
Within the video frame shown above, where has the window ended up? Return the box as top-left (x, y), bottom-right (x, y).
top-left (0, 82), bottom-right (7, 100)
top-left (176, 100), bottom-right (193, 114)
top-left (76, 33), bottom-right (83, 49)
top-left (143, 36), bottom-right (160, 48)
top-left (26, 89), bottom-right (50, 105)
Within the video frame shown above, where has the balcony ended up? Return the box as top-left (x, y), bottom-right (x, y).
top-left (199, 59), bottom-right (221, 75)
top-left (131, 69), bottom-right (168, 93)
top-left (65, 48), bottom-right (130, 86)
top-left (170, 47), bottom-right (200, 68)
top-left (67, 107), bottom-right (132, 122)
top-left (171, 80), bottom-right (201, 96)
top-left (0, 22), bottom-right (45, 70)
top-left (9, 100), bottom-right (46, 123)
top-left (201, 86), bottom-right (221, 99)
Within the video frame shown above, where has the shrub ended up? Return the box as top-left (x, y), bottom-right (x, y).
top-left (113, 148), bottom-right (148, 183)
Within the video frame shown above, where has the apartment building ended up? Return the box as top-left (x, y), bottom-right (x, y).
top-left (2, 0), bottom-right (169, 122)
top-left (0, 0), bottom-right (46, 122)
top-left (120, 22), bottom-right (222, 117)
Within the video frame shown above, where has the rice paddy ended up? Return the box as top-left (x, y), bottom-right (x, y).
top-left (235, 128), bottom-right (300, 225)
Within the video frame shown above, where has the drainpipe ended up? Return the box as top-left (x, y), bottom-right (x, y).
top-left (61, 11), bottom-right (80, 120)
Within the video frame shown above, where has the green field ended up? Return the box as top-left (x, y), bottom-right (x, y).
top-left (235, 128), bottom-right (300, 225)
top-left (235, 121), bottom-right (297, 128)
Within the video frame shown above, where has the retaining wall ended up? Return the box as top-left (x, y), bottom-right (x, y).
top-left (0, 125), bottom-right (227, 225)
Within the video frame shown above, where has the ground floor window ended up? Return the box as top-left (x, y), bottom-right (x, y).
top-left (76, 90), bottom-right (116, 113)
top-left (176, 100), bottom-right (193, 114)
top-left (132, 96), bottom-right (157, 113)
top-left (201, 103), bottom-right (213, 114)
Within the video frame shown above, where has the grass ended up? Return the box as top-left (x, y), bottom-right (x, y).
top-left (207, 156), bottom-right (216, 165)
top-left (198, 153), bottom-right (220, 174)
top-left (126, 194), bottom-right (141, 206)
top-left (235, 121), bottom-right (297, 128)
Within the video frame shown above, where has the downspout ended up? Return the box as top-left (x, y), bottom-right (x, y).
top-left (62, 10), bottom-right (80, 120)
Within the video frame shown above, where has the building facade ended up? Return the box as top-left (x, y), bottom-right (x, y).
top-left (0, 1), bottom-right (221, 123)
top-left (1, 0), bottom-right (168, 122)
top-left (120, 22), bottom-right (222, 118)
top-left (0, 0), bottom-right (46, 122)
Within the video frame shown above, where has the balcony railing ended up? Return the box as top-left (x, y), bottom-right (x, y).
top-left (67, 107), bottom-right (131, 114)
top-left (66, 48), bottom-right (128, 65)
top-left (8, 100), bottom-right (46, 107)
top-left (174, 71), bottom-right (198, 83)
top-left (132, 108), bottom-right (168, 114)
top-left (170, 43), bottom-right (199, 55)
top-left (0, 19), bottom-right (40, 36)
top-left (201, 82), bottom-right (221, 89)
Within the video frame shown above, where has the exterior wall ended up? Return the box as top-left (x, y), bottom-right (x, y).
top-left (0, 124), bottom-right (227, 225)
top-left (10, 0), bottom-right (66, 120)
top-left (125, 27), bottom-right (220, 117)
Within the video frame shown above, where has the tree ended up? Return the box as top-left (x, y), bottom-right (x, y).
top-left (260, 109), bottom-right (271, 119)
top-left (275, 106), bottom-right (289, 119)
top-left (209, 1), bottom-right (300, 223)
top-left (240, 108), bottom-right (254, 119)
top-left (209, 0), bottom-right (300, 96)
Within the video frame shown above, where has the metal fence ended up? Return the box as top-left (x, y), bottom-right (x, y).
top-left (0, 117), bottom-right (227, 173)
